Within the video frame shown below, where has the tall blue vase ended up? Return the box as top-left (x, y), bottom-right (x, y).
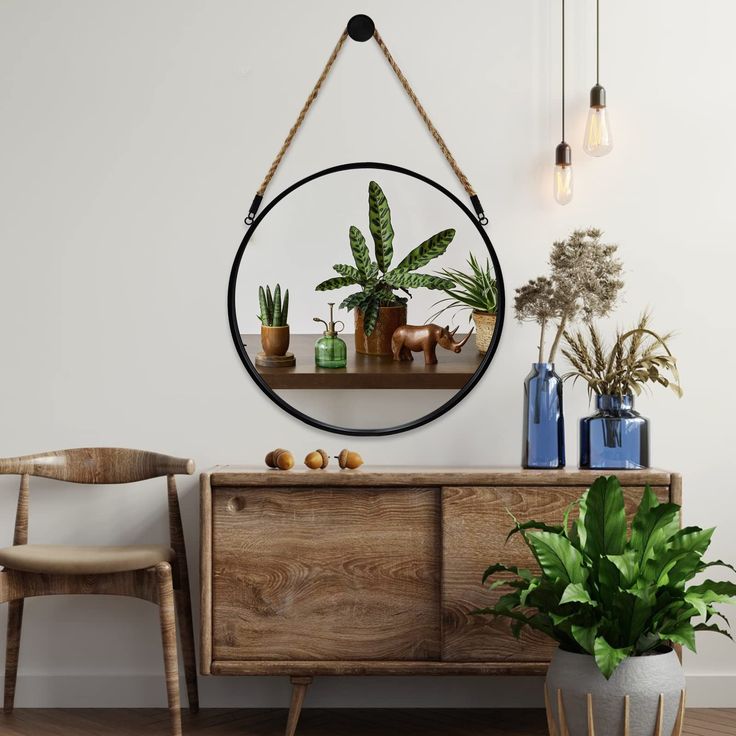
top-left (522, 363), bottom-right (565, 469)
top-left (579, 394), bottom-right (650, 469)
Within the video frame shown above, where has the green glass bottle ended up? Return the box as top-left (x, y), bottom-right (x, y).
top-left (313, 303), bottom-right (347, 369)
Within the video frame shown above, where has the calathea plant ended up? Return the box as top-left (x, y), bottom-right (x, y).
top-left (476, 476), bottom-right (735, 678)
top-left (315, 181), bottom-right (456, 335)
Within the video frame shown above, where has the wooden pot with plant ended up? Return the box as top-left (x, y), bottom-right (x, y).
top-left (515, 229), bottom-right (624, 469)
top-left (430, 253), bottom-right (498, 354)
top-left (563, 313), bottom-right (682, 470)
top-left (257, 284), bottom-right (294, 366)
top-left (316, 181), bottom-right (456, 356)
top-left (476, 475), bottom-right (735, 736)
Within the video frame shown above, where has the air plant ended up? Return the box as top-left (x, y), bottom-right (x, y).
top-left (429, 253), bottom-right (498, 324)
top-left (562, 313), bottom-right (682, 399)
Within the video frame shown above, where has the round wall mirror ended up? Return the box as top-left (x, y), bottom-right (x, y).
top-left (228, 162), bottom-right (505, 435)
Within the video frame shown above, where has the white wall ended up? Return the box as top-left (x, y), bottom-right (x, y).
top-left (0, 0), bottom-right (734, 708)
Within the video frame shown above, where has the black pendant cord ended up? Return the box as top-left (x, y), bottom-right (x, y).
top-left (561, 0), bottom-right (566, 142)
top-left (596, 0), bottom-right (600, 85)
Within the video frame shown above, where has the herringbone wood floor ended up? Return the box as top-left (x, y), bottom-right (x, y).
top-left (0, 709), bottom-right (733, 735)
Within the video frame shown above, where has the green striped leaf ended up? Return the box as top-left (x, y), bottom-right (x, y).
top-left (383, 271), bottom-right (455, 290)
top-left (333, 263), bottom-right (362, 281)
top-left (395, 228), bottom-right (456, 271)
top-left (340, 292), bottom-right (368, 312)
top-left (272, 284), bottom-right (282, 326)
top-left (349, 226), bottom-right (372, 278)
top-left (362, 298), bottom-right (380, 336)
top-left (315, 275), bottom-right (358, 291)
top-left (368, 181), bottom-right (394, 272)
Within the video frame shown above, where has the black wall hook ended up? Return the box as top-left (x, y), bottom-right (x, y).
top-left (347, 14), bottom-right (375, 42)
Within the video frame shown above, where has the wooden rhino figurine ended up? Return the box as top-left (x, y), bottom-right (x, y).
top-left (391, 324), bottom-right (474, 365)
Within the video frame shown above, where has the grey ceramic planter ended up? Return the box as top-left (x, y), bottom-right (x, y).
top-left (546, 648), bottom-right (685, 736)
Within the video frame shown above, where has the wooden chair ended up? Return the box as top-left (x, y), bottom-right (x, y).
top-left (0, 448), bottom-right (199, 736)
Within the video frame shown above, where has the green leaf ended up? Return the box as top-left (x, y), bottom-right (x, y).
top-left (506, 520), bottom-right (564, 544)
top-left (560, 582), bottom-right (597, 607)
top-left (265, 285), bottom-right (274, 323)
top-left (527, 531), bottom-right (586, 585)
top-left (658, 622), bottom-right (697, 652)
top-left (272, 284), bottom-right (282, 326)
top-left (648, 527), bottom-right (715, 587)
top-left (333, 263), bottom-right (362, 282)
top-left (340, 292), bottom-right (368, 312)
top-left (349, 226), bottom-right (372, 277)
top-left (258, 285), bottom-right (268, 326)
top-left (571, 624), bottom-right (597, 655)
top-left (362, 299), bottom-right (380, 336)
top-left (482, 563), bottom-right (533, 584)
top-left (383, 271), bottom-right (455, 290)
top-left (368, 181), bottom-right (394, 272)
top-left (630, 489), bottom-right (680, 567)
top-left (594, 637), bottom-right (632, 679)
top-left (694, 623), bottom-right (734, 641)
top-left (606, 551), bottom-right (640, 588)
top-left (395, 228), bottom-right (456, 271)
top-left (582, 476), bottom-right (627, 559)
top-left (281, 289), bottom-right (289, 325)
top-left (316, 275), bottom-right (359, 291)
top-left (685, 580), bottom-right (736, 604)
top-left (699, 559), bottom-right (736, 575)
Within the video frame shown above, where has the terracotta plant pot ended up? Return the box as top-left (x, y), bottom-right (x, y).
top-left (260, 325), bottom-right (290, 356)
top-left (545, 647), bottom-right (685, 736)
top-left (354, 305), bottom-right (407, 356)
top-left (472, 310), bottom-right (497, 354)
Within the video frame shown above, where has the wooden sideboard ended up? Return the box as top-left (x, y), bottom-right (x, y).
top-left (200, 467), bottom-right (680, 734)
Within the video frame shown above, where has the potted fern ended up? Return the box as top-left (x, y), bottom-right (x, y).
top-left (258, 283), bottom-right (290, 356)
top-left (477, 475), bottom-right (735, 736)
top-left (429, 253), bottom-right (499, 353)
top-left (563, 313), bottom-right (682, 469)
top-left (315, 181), bottom-right (456, 356)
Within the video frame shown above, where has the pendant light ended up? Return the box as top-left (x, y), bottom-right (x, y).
top-left (554, 0), bottom-right (573, 205)
top-left (583, 0), bottom-right (613, 156)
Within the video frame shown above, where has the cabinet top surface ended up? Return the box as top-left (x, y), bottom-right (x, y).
top-left (203, 466), bottom-right (674, 487)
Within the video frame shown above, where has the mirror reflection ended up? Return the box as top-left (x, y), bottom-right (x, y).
top-left (231, 166), bottom-right (504, 434)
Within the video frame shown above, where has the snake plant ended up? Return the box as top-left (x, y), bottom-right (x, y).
top-left (475, 475), bottom-right (735, 679)
top-left (315, 181), bottom-right (456, 335)
top-left (258, 284), bottom-right (289, 326)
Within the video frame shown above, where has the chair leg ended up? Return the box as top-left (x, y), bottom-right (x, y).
top-left (4, 599), bottom-right (24, 714)
top-left (156, 563), bottom-right (182, 736)
top-left (174, 581), bottom-right (199, 713)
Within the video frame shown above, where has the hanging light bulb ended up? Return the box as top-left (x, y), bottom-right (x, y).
top-left (553, 0), bottom-right (573, 205)
top-left (554, 142), bottom-right (573, 205)
top-left (583, 0), bottom-right (613, 156)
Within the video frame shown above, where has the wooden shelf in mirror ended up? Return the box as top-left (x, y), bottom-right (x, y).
top-left (241, 334), bottom-right (483, 390)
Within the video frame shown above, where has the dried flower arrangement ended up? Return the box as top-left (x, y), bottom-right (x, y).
top-left (514, 229), bottom-right (624, 363)
top-left (563, 312), bottom-right (683, 399)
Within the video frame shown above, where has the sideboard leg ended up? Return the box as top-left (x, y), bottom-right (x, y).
top-left (285, 676), bottom-right (312, 736)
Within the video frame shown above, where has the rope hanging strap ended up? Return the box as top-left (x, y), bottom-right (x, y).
top-left (245, 18), bottom-right (488, 226)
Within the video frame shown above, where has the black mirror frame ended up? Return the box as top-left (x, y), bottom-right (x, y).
top-left (227, 161), bottom-right (505, 436)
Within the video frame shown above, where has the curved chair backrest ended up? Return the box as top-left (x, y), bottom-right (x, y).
top-left (0, 448), bottom-right (194, 484)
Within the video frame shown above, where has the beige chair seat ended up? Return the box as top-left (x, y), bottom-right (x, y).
top-left (0, 544), bottom-right (173, 575)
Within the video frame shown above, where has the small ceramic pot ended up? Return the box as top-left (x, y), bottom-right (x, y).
top-left (545, 647), bottom-right (685, 736)
top-left (354, 305), bottom-right (407, 356)
top-left (471, 311), bottom-right (496, 354)
top-left (260, 325), bottom-right (290, 356)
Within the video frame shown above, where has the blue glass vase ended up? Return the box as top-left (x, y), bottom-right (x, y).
top-left (579, 394), bottom-right (650, 469)
top-left (522, 363), bottom-right (565, 469)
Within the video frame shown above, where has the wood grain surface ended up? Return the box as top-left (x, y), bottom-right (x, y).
top-left (440, 485), bottom-right (671, 662)
top-left (212, 487), bottom-right (441, 662)
top-left (207, 467), bottom-right (672, 488)
top-left (243, 333), bottom-right (481, 389)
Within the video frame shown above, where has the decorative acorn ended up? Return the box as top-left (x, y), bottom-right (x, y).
top-left (265, 448), bottom-right (294, 470)
top-left (304, 449), bottom-right (329, 470)
top-left (337, 449), bottom-right (364, 470)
